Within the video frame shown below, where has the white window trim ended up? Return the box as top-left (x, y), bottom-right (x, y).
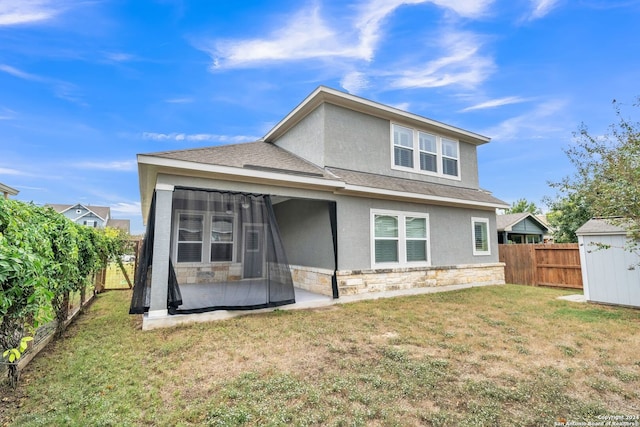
top-left (472, 217), bottom-right (491, 256)
top-left (390, 123), bottom-right (461, 181)
top-left (370, 209), bottom-right (431, 268)
top-left (173, 210), bottom-right (237, 265)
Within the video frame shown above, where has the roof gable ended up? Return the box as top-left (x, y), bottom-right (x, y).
top-left (46, 203), bottom-right (110, 222)
top-left (497, 213), bottom-right (549, 233)
top-left (263, 86), bottom-right (491, 145)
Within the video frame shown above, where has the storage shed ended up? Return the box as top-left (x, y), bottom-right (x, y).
top-left (576, 218), bottom-right (640, 308)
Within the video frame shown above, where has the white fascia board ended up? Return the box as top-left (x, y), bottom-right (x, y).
top-left (0, 183), bottom-right (19, 195)
top-left (339, 184), bottom-right (509, 210)
top-left (264, 86), bottom-right (491, 145)
top-left (138, 155), bottom-right (346, 190)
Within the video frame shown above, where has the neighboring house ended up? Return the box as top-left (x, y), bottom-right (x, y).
top-left (497, 213), bottom-right (549, 244)
top-left (132, 86), bottom-right (509, 327)
top-left (47, 203), bottom-right (130, 233)
top-left (577, 218), bottom-right (640, 308)
top-left (0, 182), bottom-right (19, 199)
top-left (535, 214), bottom-right (555, 243)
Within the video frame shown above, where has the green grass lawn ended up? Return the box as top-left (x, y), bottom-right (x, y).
top-left (2, 285), bottom-right (639, 426)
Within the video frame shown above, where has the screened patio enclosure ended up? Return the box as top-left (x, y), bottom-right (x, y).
top-left (130, 188), bottom-right (296, 314)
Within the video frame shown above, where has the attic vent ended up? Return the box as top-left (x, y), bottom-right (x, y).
top-left (76, 209), bottom-right (82, 214)
top-left (243, 164), bottom-right (324, 177)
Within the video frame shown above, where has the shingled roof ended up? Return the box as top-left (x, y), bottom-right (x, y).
top-left (140, 141), bottom-right (506, 209)
top-left (148, 141), bottom-right (336, 180)
top-left (47, 203), bottom-right (111, 221)
top-left (328, 167), bottom-right (506, 207)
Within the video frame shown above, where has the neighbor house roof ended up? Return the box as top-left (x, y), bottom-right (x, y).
top-left (497, 213), bottom-right (549, 232)
top-left (47, 203), bottom-right (111, 222)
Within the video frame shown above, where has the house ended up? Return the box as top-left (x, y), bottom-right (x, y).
top-left (497, 213), bottom-right (549, 244)
top-left (131, 86), bottom-right (509, 328)
top-left (46, 203), bottom-right (131, 233)
top-left (0, 182), bottom-right (19, 199)
top-left (577, 218), bottom-right (640, 308)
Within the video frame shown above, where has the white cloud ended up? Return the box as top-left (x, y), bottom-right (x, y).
top-left (0, 0), bottom-right (61, 26)
top-left (72, 160), bottom-right (137, 172)
top-left (164, 97), bottom-right (194, 104)
top-left (210, 5), bottom-right (353, 68)
top-left (461, 96), bottom-right (528, 112)
top-left (141, 132), bottom-right (258, 143)
top-left (0, 64), bottom-right (45, 81)
top-left (341, 71), bottom-right (370, 94)
top-left (110, 202), bottom-right (141, 215)
top-left (103, 52), bottom-right (137, 62)
top-left (481, 99), bottom-right (568, 141)
top-left (0, 167), bottom-right (28, 176)
top-left (389, 102), bottom-right (411, 111)
top-left (389, 31), bottom-right (495, 89)
top-left (528, 0), bottom-right (560, 20)
top-left (0, 107), bottom-right (17, 120)
top-left (0, 64), bottom-right (84, 105)
top-left (206, 0), bottom-right (495, 69)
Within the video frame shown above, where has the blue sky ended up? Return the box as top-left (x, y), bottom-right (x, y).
top-left (1, 0), bottom-right (638, 234)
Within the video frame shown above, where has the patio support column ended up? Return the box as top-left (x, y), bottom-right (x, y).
top-left (148, 184), bottom-right (174, 317)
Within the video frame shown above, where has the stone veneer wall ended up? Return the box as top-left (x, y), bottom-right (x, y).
top-left (290, 265), bottom-right (334, 296)
top-left (336, 263), bottom-right (505, 296)
top-left (174, 263), bottom-right (242, 284)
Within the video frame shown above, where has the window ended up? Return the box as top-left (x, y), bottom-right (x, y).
top-left (83, 220), bottom-right (97, 228)
top-left (177, 213), bottom-right (204, 263)
top-left (441, 138), bottom-right (458, 177)
top-left (391, 124), bottom-right (460, 179)
top-left (472, 217), bottom-right (490, 256)
top-left (175, 212), bottom-right (236, 263)
top-left (372, 210), bottom-right (429, 266)
top-left (393, 125), bottom-right (413, 168)
top-left (419, 132), bottom-right (437, 172)
top-left (211, 216), bottom-right (234, 261)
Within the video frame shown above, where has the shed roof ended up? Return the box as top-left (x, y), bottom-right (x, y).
top-left (576, 218), bottom-right (629, 235)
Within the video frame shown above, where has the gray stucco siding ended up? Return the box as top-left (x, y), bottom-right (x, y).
top-left (272, 105), bottom-right (325, 167)
top-left (157, 174), bottom-right (498, 273)
top-left (334, 195), bottom-right (498, 271)
top-left (273, 199), bottom-right (334, 270)
top-left (322, 103), bottom-right (479, 189)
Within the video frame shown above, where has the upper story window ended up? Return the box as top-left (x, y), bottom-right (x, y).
top-left (391, 123), bottom-right (460, 179)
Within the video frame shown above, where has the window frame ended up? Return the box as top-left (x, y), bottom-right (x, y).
top-left (390, 123), bottom-right (461, 180)
top-left (472, 217), bottom-right (491, 256)
top-left (371, 209), bottom-right (431, 268)
top-left (173, 210), bottom-right (237, 265)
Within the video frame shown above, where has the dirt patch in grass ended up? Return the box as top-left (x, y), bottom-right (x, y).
top-left (2, 284), bottom-right (639, 426)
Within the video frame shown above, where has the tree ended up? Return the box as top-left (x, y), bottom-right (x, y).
top-left (544, 192), bottom-right (592, 243)
top-left (548, 97), bottom-right (640, 247)
top-left (503, 198), bottom-right (542, 215)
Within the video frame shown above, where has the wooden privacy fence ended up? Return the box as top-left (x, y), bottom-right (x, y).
top-left (498, 243), bottom-right (583, 289)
